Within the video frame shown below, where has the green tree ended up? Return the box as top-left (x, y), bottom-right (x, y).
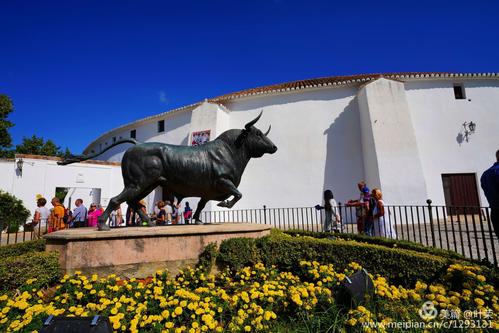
top-left (15, 135), bottom-right (70, 157)
top-left (0, 95), bottom-right (14, 157)
top-left (0, 190), bottom-right (31, 233)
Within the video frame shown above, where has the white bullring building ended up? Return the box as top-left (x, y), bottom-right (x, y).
top-left (81, 72), bottom-right (499, 211)
top-left (2, 72), bottom-right (498, 217)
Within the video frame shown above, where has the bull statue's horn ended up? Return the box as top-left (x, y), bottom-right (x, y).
top-left (264, 125), bottom-right (271, 136)
top-left (244, 110), bottom-right (263, 130)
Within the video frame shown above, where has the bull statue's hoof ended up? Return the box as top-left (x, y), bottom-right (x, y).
top-left (98, 222), bottom-right (111, 231)
top-left (217, 201), bottom-right (230, 208)
top-left (148, 221), bottom-right (156, 227)
top-left (194, 220), bottom-right (203, 225)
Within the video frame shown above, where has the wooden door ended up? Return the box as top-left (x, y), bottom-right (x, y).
top-left (442, 173), bottom-right (480, 214)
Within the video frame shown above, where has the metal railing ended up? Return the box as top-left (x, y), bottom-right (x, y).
top-left (199, 201), bottom-right (498, 266)
top-left (1, 201), bottom-right (497, 266)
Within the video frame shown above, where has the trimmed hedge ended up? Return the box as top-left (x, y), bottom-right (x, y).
top-left (285, 229), bottom-right (467, 260)
top-left (197, 242), bottom-right (218, 272)
top-left (260, 234), bottom-right (451, 286)
top-left (212, 231), bottom-right (490, 287)
top-left (217, 237), bottom-right (262, 271)
top-left (0, 239), bottom-right (46, 258)
top-left (0, 251), bottom-right (61, 292)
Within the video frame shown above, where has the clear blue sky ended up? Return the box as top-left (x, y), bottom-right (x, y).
top-left (1, 0), bottom-right (498, 154)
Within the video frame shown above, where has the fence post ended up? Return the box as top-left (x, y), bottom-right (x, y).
top-left (263, 205), bottom-right (267, 225)
top-left (427, 199), bottom-right (436, 247)
top-left (338, 202), bottom-right (343, 233)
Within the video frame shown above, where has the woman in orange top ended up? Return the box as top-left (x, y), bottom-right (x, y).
top-left (48, 197), bottom-right (66, 232)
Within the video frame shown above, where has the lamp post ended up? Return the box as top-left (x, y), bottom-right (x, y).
top-left (463, 121), bottom-right (476, 142)
top-left (468, 121), bottom-right (476, 133)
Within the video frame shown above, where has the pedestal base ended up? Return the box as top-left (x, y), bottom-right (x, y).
top-left (44, 223), bottom-right (270, 278)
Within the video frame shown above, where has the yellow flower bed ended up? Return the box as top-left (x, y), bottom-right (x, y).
top-left (0, 261), bottom-right (497, 332)
top-left (0, 262), bottom-right (334, 333)
top-left (346, 263), bottom-right (499, 332)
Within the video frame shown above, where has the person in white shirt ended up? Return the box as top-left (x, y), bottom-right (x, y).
top-left (315, 190), bottom-right (341, 232)
top-left (33, 196), bottom-right (50, 235)
top-left (164, 201), bottom-right (173, 225)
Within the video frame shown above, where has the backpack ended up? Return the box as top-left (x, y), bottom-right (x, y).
top-left (62, 207), bottom-right (70, 224)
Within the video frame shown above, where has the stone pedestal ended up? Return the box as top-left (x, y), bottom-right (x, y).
top-left (44, 223), bottom-right (270, 278)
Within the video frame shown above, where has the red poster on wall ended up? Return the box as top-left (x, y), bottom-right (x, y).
top-left (191, 130), bottom-right (210, 146)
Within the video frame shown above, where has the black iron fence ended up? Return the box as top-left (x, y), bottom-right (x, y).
top-left (0, 217), bottom-right (52, 245)
top-left (199, 201), bottom-right (498, 266)
top-left (1, 202), bottom-right (497, 266)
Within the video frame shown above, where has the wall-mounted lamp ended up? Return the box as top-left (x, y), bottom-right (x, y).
top-left (16, 158), bottom-right (24, 176)
top-left (462, 121), bottom-right (476, 142)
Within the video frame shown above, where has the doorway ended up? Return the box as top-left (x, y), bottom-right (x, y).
top-left (55, 187), bottom-right (101, 209)
top-left (441, 173), bottom-right (480, 214)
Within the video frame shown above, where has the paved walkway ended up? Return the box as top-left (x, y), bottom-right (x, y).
top-left (339, 215), bottom-right (498, 264)
top-left (0, 230), bottom-right (40, 245)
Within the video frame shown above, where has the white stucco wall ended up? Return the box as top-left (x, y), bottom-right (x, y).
top-left (0, 157), bottom-right (124, 218)
top-left (405, 79), bottom-right (499, 206)
top-left (77, 76), bottom-right (499, 215)
top-left (0, 160), bottom-right (15, 194)
top-left (89, 109), bottom-right (192, 162)
top-left (358, 78), bottom-right (428, 205)
top-left (225, 86), bottom-right (364, 209)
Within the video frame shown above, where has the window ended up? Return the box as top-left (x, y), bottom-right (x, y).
top-left (113, 137), bottom-right (116, 143)
top-left (453, 84), bottom-right (466, 100)
top-left (130, 129), bottom-right (136, 139)
top-left (158, 120), bottom-right (165, 133)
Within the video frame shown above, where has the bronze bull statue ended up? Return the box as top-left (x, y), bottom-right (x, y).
top-left (58, 111), bottom-right (277, 230)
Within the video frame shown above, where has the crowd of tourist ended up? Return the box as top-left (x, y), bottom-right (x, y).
top-left (29, 195), bottom-right (196, 234)
top-left (316, 180), bottom-right (397, 239)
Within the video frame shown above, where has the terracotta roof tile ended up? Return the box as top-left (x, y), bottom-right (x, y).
top-left (83, 72), bottom-right (499, 153)
top-left (208, 72), bottom-right (491, 102)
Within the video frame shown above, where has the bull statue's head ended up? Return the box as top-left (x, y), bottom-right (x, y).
top-left (236, 111), bottom-right (277, 157)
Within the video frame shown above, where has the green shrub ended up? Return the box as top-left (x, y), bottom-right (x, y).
top-left (0, 239), bottom-right (45, 258)
top-left (0, 251), bottom-right (61, 292)
top-left (215, 231), bottom-right (473, 287)
top-left (259, 234), bottom-right (452, 287)
top-left (196, 242), bottom-right (218, 273)
top-left (0, 190), bottom-right (31, 233)
top-left (284, 229), bottom-right (466, 260)
top-left (216, 237), bottom-right (261, 271)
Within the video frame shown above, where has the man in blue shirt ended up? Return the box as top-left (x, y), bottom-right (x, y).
top-left (69, 199), bottom-right (87, 228)
top-left (480, 150), bottom-right (499, 238)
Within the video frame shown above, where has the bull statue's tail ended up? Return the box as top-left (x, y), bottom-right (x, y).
top-left (58, 139), bottom-right (139, 165)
